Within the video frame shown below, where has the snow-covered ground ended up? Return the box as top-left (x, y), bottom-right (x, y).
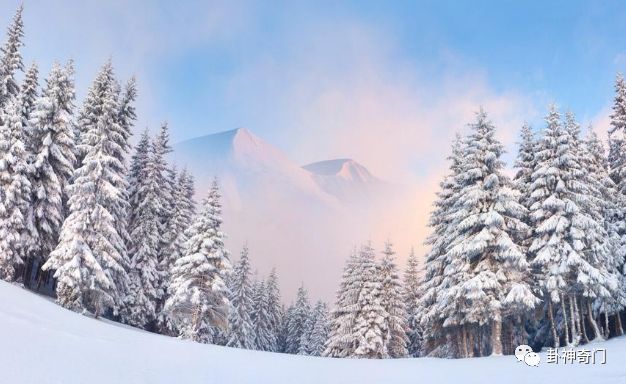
top-left (2, 281), bottom-right (625, 384)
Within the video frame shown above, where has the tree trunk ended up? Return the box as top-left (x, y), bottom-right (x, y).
top-left (578, 298), bottom-right (589, 344)
top-left (491, 318), bottom-right (503, 356)
top-left (461, 326), bottom-right (468, 358)
top-left (569, 296), bottom-right (578, 345)
top-left (616, 313), bottom-right (624, 336)
top-left (560, 297), bottom-right (570, 345)
top-left (467, 327), bottom-right (475, 358)
top-left (586, 300), bottom-right (603, 340)
top-left (548, 299), bottom-right (559, 348)
top-left (604, 311), bottom-right (610, 338)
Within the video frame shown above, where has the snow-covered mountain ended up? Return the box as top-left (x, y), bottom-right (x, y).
top-left (171, 128), bottom-right (392, 301)
top-left (303, 158), bottom-right (387, 203)
top-left (172, 128), bottom-right (340, 210)
top-left (2, 281), bottom-right (623, 384)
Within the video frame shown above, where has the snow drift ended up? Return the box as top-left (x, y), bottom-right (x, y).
top-left (2, 281), bottom-right (625, 384)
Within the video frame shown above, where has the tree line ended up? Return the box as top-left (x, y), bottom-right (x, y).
top-left (1, 6), bottom-right (625, 360)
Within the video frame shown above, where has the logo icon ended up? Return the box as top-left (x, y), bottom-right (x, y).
top-left (515, 345), bottom-right (540, 367)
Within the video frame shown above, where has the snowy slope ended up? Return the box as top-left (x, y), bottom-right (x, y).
top-left (2, 281), bottom-right (625, 384)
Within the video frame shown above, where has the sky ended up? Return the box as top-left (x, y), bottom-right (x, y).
top-left (5, 0), bottom-right (626, 300)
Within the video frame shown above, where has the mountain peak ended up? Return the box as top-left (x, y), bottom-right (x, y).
top-left (303, 158), bottom-right (376, 183)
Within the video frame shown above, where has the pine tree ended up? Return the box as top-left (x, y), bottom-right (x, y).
top-left (226, 246), bottom-right (256, 349)
top-left (307, 301), bottom-right (330, 356)
top-left (585, 130), bottom-right (626, 336)
top-left (379, 241), bottom-right (409, 358)
top-left (121, 136), bottom-right (164, 328)
top-left (42, 63), bottom-right (130, 316)
top-left (529, 106), bottom-right (612, 346)
top-left (441, 110), bottom-right (537, 356)
top-left (251, 279), bottom-right (274, 351)
top-left (513, 123), bottom-right (536, 212)
top-left (286, 285), bottom-right (310, 354)
top-left (111, 77), bottom-right (137, 257)
top-left (127, 129), bottom-right (151, 237)
top-left (28, 62), bottom-right (76, 274)
top-left (0, 6), bottom-right (24, 111)
top-left (352, 243), bottom-right (389, 359)
top-left (417, 134), bottom-right (466, 357)
top-left (164, 181), bottom-right (231, 343)
top-left (324, 248), bottom-right (361, 357)
top-left (609, 73), bottom-right (626, 189)
top-left (19, 63), bottom-right (38, 153)
top-left (0, 97), bottom-right (31, 281)
top-left (298, 301), bottom-right (318, 355)
top-left (265, 268), bottom-right (283, 352)
top-left (403, 248), bottom-right (422, 357)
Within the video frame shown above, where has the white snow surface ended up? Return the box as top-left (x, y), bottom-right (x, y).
top-left (2, 281), bottom-right (626, 384)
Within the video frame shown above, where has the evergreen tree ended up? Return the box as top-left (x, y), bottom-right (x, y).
top-left (403, 248), bottom-right (422, 357)
top-left (28, 62), bottom-right (76, 272)
top-left (251, 279), bottom-right (274, 351)
top-left (307, 301), bottom-right (331, 356)
top-left (0, 6), bottom-right (24, 111)
top-left (529, 106), bottom-right (612, 346)
top-left (0, 97), bottom-right (31, 281)
top-left (324, 248), bottom-right (361, 357)
top-left (226, 246), bottom-right (256, 349)
top-left (42, 63), bottom-right (130, 316)
top-left (19, 63), bottom-right (38, 152)
top-left (265, 268), bottom-right (283, 352)
top-left (127, 129), bottom-right (151, 239)
top-left (609, 73), bottom-right (626, 189)
top-left (164, 181), bottom-right (231, 343)
top-left (513, 123), bottom-right (536, 212)
top-left (352, 243), bottom-right (389, 359)
top-left (121, 136), bottom-right (164, 328)
top-left (417, 135), bottom-right (466, 357)
top-left (441, 110), bottom-right (537, 356)
top-left (585, 130), bottom-right (626, 336)
top-left (285, 285), bottom-right (310, 354)
top-left (379, 241), bottom-right (409, 358)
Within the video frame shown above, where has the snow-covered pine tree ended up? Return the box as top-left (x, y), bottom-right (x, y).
top-left (442, 110), bottom-right (537, 356)
top-left (609, 73), bottom-right (626, 189)
top-left (121, 134), bottom-right (165, 328)
top-left (164, 180), bottom-right (231, 343)
top-left (352, 243), bottom-right (389, 359)
top-left (585, 130), bottom-right (626, 337)
top-left (324, 248), bottom-right (361, 357)
top-left (513, 123), bottom-right (536, 213)
top-left (42, 63), bottom-right (130, 317)
top-left (0, 6), bottom-right (24, 111)
top-left (417, 134), bottom-right (466, 357)
top-left (251, 279), bottom-right (274, 351)
top-left (157, 168), bottom-right (196, 333)
top-left (529, 106), bottom-right (612, 346)
top-left (226, 246), bottom-right (256, 349)
top-left (403, 248), bottom-right (422, 357)
top-left (111, 77), bottom-right (137, 257)
top-left (28, 62), bottom-right (76, 283)
top-left (0, 96), bottom-right (32, 281)
top-left (19, 63), bottom-right (38, 152)
top-left (307, 301), bottom-right (331, 356)
top-left (265, 268), bottom-right (283, 352)
top-left (285, 285), bottom-right (310, 354)
top-left (127, 129), bottom-right (150, 239)
top-left (298, 301), bottom-right (318, 355)
top-left (379, 240), bottom-right (409, 358)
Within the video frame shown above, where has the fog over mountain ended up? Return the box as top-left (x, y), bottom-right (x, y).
top-left (171, 128), bottom-right (413, 302)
